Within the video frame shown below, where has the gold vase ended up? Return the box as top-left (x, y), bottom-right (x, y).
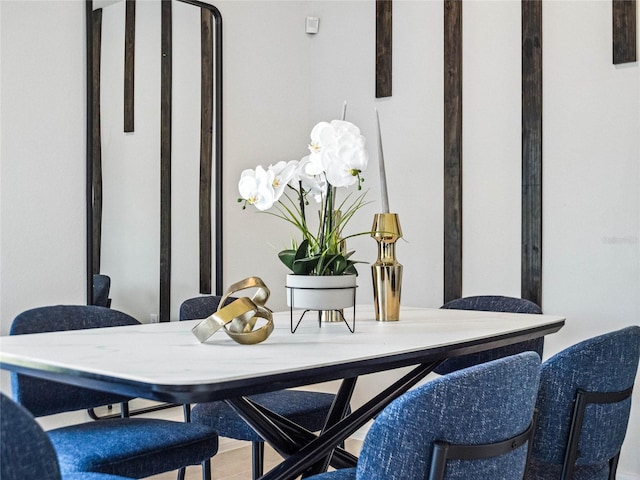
top-left (371, 213), bottom-right (403, 321)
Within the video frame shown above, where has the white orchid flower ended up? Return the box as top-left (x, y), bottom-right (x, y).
top-left (324, 144), bottom-right (369, 188)
top-left (294, 156), bottom-right (326, 203)
top-left (307, 120), bottom-right (368, 188)
top-left (238, 118), bottom-right (369, 277)
top-left (238, 166), bottom-right (275, 211)
top-left (268, 160), bottom-right (298, 202)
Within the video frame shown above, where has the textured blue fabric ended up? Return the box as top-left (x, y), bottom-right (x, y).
top-left (526, 459), bottom-right (609, 480)
top-left (179, 295), bottom-right (237, 321)
top-left (8, 305), bottom-right (219, 479)
top-left (64, 475), bottom-right (135, 480)
top-left (1, 393), bottom-right (133, 480)
top-left (10, 305), bottom-right (139, 416)
top-left (182, 295), bottom-right (337, 442)
top-left (436, 296), bottom-right (543, 375)
top-left (49, 418), bottom-right (218, 478)
top-left (1, 392), bottom-right (63, 480)
top-left (308, 352), bottom-right (541, 480)
top-left (527, 326), bottom-right (640, 479)
top-left (191, 390), bottom-right (337, 441)
top-left (92, 275), bottom-right (111, 308)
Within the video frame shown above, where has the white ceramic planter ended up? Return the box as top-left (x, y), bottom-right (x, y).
top-left (286, 274), bottom-right (357, 310)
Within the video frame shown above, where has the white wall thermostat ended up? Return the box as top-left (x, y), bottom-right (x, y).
top-left (306, 16), bottom-right (319, 34)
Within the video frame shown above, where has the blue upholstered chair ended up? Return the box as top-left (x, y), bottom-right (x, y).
top-left (1, 392), bottom-right (133, 480)
top-left (307, 351), bottom-right (542, 480)
top-left (180, 295), bottom-right (339, 480)
top-left (436, 295), bottom-right (543, 375)
top-left (10, 305), bottom-right (219, 480)
top-left (526, 326), bottom-right (640, 480)
top-left (92, 274), bottom-right (111, 308)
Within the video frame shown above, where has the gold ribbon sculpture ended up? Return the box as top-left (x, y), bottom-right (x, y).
top-left (191, 277), bottom-right (274, 345)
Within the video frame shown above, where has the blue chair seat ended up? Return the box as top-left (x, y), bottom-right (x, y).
top-left (10, 305), bottom-right (218, 480)
top-left (191, 390), bottom-right (336, 442)
top-left (1, 392), bottom-right (134, 480)
top-left (65, 475), bottom-right (135, 480)
top-left (49, 418), bottom-right (218, 478)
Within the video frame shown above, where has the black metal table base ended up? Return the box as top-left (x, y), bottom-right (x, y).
top-left (225, 360), bottom-right (443, 480)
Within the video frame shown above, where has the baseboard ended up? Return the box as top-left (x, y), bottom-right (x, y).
top-left (617, 473), bottom-right (640, 480)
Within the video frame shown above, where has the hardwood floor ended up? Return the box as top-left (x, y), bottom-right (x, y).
top-left (148, 440), bottom-right (362, 480)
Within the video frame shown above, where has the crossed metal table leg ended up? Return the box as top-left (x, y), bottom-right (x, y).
top-left (225, 361), bottom-right (442, 480)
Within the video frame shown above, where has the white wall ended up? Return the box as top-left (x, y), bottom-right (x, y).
top-left (0, 0), bottom-right (87, 332)
top-left (1, 0), bottom-right (639, 476)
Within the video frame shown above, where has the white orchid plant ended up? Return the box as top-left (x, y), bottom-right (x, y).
top-left (238, 120), bottom-right (370, 276)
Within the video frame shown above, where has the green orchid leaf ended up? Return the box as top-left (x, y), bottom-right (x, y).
top-left (295, 240), bottom-right (310, 260)
top-left (331, 255), bottom-right (348, 275)
top-left (344, 264), bottom-right (359, 276)
top-left (292, 254), bottom-right (320, 275)
top-left (278, 249), bottom-right (296, 270)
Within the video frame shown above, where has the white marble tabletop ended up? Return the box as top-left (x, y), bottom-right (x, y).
top-left (0, 305), bottom-right (564, 403)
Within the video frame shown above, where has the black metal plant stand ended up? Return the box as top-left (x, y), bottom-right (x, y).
top-left (287, 285), bottom-right (357, 334)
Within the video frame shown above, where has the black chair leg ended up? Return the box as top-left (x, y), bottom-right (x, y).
top-left (252, 441), bottom-right (264, 480)
top-left (177, 467), bottom-right (186, 480)
top-left (202, 459), bottom-right (212, 480)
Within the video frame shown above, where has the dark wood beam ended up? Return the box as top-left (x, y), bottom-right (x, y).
top-left (200, 8), bottom-right (213, 294)
top-left (521, 0), bottom-right (543, 306)
top-left (160, 0), bottom-right (172, 322)
top-left (613, 0), bottom-right (637, 64)
top-left (92, 9), bottom-right (103, 275)
top-left (443, 0), bottom-right (463, 303)
top-left (376, 0), bottom-right (392, 98)
top-left (124, 0), bottom-right (135, 132)
top-left (86, 0), bottom-right (95, 304)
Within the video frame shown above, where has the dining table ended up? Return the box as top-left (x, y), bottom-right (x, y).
top-left (0, 305), bottom-right (565, 480)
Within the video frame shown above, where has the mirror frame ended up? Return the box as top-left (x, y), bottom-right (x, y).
top-left (85, 0), bottom-right (224, 319)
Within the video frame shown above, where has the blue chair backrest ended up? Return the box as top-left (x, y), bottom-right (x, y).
top-left (92, 274), bottom-right (111, 307)
top-left (356, 352), bottom-right (542, 479)
top-left (441, 295), bottom-right (542, 315)
top-left (179, 295), bottom-right (235, 321)
top-left (532, 325), bottom-right (640, 467)
top-left (10, 305), bottom-right (140, 416)
top-left (436, 295), bottom-right (543, 375)
top-left (1, 392), bottom-right (62, 480)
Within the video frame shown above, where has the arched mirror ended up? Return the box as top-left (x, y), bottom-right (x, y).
top-left (86, 0), bottom-right (223, 322)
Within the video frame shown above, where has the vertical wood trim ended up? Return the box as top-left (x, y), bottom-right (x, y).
top-left (376, 0), bottom-right (392, 98)
top-left (92, 8), bottom-right (103, 275)
top-left (124, 0), bottom-right (136, 132)
top-left (199, 8), bottom-right (213, 294)
top-left (522, 0), bottom-right (543, 306)
top-left (86, 0), bottom-right (95, 304)
top-left (160, 0), bottom-right (172, 322)
top-left (212, 5), bottom-right (224, 296)
top-left (613, 0), bottom-right (637, 64)
top-left (443, 0), bottom-right (463, 303)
